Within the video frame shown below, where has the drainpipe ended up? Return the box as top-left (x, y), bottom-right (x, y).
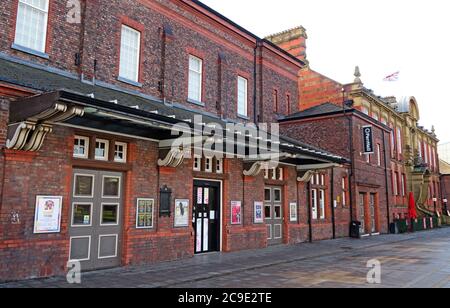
top-left (382, 131), bottom-right (391, 231)
top-left (253, 40), bottom-right (259, 124)
top-left (331, 167), bottom-right (336, 239)
top-left (307, 181), bottom-right (313, 243)
top-left (344, 107), bottom-right (355, 232)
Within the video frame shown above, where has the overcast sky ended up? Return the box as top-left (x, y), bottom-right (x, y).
top-left (201, 0), bottom-right (450, 144)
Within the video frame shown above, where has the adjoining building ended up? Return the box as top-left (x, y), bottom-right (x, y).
top-left (438, 143), bottom-right (450, 164)
top-left (0, 0), bottom-right (353, 282)
top-left (267, 27), bottom-right (443, 223)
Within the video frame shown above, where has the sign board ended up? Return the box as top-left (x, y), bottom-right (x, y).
top-left (34, 196), bottom-right (63, 234)
top-left (362, 125), bottom-right (374, 154)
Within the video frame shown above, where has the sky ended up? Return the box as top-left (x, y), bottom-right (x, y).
top-left (201, 0), bottom-right (450, 144)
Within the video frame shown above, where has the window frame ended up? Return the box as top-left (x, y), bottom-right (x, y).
top-left (95, 139), bottom-right (110, 161)
top-left (73, 136), bottom-right (90, 159)
top-left (114, 142), bottom-right (128, 163)
top-left (13, 0), bottom-right (50, 55)
top-left (237, 76), bottom-right (248, 117)
top-left (119, 24), bottom-right (142, 84)
top-left (188, 55), bottom-right (203, 103)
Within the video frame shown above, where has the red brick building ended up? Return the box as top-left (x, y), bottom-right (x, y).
top-left (0, 0), bottom-right (351, 281)
top-left (268, 27), bottom-right (443, 228)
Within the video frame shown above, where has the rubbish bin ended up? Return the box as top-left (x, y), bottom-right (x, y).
top-left (389, 222), bottom-right (398, 234)
top-left (350, 221), bottom-right (361, 238)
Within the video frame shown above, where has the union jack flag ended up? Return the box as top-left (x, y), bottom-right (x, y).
top-left (383, 71), bottom-right (400, 82)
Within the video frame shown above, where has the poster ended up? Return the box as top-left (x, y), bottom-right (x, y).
top-left (34, 196), bottom-right (63, 234)
top-left (290, 202), bottom-right (298, 222)
top-left (197, 188), bottom-right (203, 204)
top-left (254, 202), bottom-right (264, 224)
top-left (231, 201), bottom-right (242, 225)
top-left (174, 199), bottom-right (189, 227)
top-left (136, 199), bottom-right (154, 229)
top-left (204, 188), bottom-right (209, 204)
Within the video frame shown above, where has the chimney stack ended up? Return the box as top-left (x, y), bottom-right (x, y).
top-left (265, 26), bottom-right (308, 63)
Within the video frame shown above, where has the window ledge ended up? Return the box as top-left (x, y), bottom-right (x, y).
top-left (187, 98), bottom-right (205, 107)
top-left (11, 43), bottom-right (49, 59)
top-left (118, 76), bottom-right (143, 88)
top-left (237, 114), bottom-right (250, 120)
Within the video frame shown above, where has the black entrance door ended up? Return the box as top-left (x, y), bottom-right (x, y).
top-left (193, 180), bottom-right (221, 254)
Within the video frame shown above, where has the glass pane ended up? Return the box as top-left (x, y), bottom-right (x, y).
top-left (265, 205), bottom-right (271, 219)
top-left (95, 142), bottom-right (106, 158)
top-left (274, 206), bottom-right (281, 218)
top-left (102, 204), bottom-right (118, 224)
top-left (264, 189), bottom-right (271, 201)
top-left (103, 177), bottom-right (120, 197)
top-left (73, 204), bottom-right (91, 226)
top-left (274, 189), bottom-right (281, 202)
top-left (74, 175), bottom-right (93, 196)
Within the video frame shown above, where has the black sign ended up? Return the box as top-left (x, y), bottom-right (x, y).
top-left (362, 125), bottom-right (374, 154)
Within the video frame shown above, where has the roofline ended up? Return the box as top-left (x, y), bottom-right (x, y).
top-left (279, 104), bottom-right (391, 132)
top-left (188, 0), bottom-right (305, 67)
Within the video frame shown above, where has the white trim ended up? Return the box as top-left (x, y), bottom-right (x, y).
top-left (267, 224), bottom-right (272, 240)
top-left (273, 188), bottom-right (282, 203)
top-left (274, 224), bottom-right (283, 239)
top-left (14, 0), bottom-right (49, 54)
top-left (73, 173), bottom-right (95, 198)
top-left (119, 25), bottom-right (141, 83)
top-left (205, 157), bottom-right (213, 173)
top-left (193, 155), bottom-right (202, 171)
top-left (71, 202), bottom-right (94, 227)
top-left (73, 135), bottom-right (90, 159)
top-left (193, 178), bottom-right (223, 252)
top-left (135, 198), bottom-right (155, 229)
top-left (98, 234), bottom-right (119, 259)
top-left (56, 123), bottom-right (160, 143)
top-left (237, 76), bottom-right (248, 117)
top-left (188, 55), bottom-right (203, 102)
top-left (101, 175), bottom-right (122, 199)
top-left (69, 236), bottom-right (92, 262)
top-left (274, 204), bottom-right (282, 219)
top-left (100, 203), bottom-right (120, 226)
top-left (94, 138), bottom-right (109, 161)
top-left (216, 158), bottom-right (223, 174)
top-left (114, 141), bottom-right (128, 163)
top-left (264, 203), bottom-right (272, 219)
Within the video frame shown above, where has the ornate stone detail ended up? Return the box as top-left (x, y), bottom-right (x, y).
top-left (157, 148), bottom-right (187, 168)
top-left (6, 121), bottom-right (36, 150)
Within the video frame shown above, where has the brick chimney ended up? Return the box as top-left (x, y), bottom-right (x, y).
top-left (265, 26), bottom-right (308, 63)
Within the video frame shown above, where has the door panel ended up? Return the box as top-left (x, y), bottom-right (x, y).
top-left (359, 193), bottom-right (366, 235)
top-left (69, 169), bottom-right (123, 271)
top-left (265, 187), bottom-right (283, 245)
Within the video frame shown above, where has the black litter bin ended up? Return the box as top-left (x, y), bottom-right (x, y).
top-left (350, 221), bottom-right (361, 238)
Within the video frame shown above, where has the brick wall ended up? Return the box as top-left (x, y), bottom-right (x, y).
top-left (299, 68), bottom-right (344, 111)
top-left (0, 0), bottom-right (300, 125)
top-left (280, 113), bottom-right (392, 234)
top-left (0, 125), bottom-right (73, 281)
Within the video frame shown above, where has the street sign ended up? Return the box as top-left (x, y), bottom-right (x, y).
top-left (362, 125), bottom-right (374, 154)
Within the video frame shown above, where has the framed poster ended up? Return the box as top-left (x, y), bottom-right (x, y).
top-left (34, 196), bottom-right (63, 234)
top-left (290, 202), bottom-right (298, 222)
top-left (174, 199), bottom-right (189, 227)
top-left (136, 198), bottom-right (154, 229)
top-left (254, 202), bottom-right (264, 224)
top-left (231, 201), bottom-right (242, 225)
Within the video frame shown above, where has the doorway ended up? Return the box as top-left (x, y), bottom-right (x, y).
top-left (193, 180), bottom-right (221, 254)
top-left (265, 187), bottom-right (283, 245)
top-left (69, 169), bottom-right (123, 271)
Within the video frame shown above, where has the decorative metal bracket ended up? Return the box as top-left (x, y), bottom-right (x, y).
top-left (157, 148), bottom-right (188, 168)
top-left (297, 170), bottom-right (316, 183)
top-left (6, 121), bottom-right (36, 150)
top-left (6, 103), bottom-right (85, 152)
top-left (243, 161), bottom-right (279, 177)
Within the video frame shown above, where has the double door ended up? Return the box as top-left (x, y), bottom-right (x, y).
top-left (359, 192), bottom-right (377, 235)
top-left (193, 180), bottom-right (221, 254)
top-left (69, 169), bottom-right (123, 271)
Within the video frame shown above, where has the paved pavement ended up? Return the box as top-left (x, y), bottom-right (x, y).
top-left (2, 228), bottom-right (450, 288)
